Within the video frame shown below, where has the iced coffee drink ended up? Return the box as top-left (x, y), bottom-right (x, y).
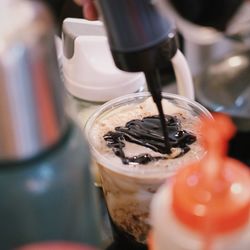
top-left (85, 92), bottom-right (211, 249)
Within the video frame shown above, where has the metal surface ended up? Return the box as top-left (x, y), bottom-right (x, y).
top-left (0, 0), bottom-right (66, 161)
top-left (196, 49), bottom-right (250, 131)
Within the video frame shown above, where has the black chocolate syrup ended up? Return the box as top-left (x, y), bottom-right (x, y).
top-left (104, 115), bottom-right (196, 165)
top-left (144, 70), bottom-right (172, 153)
top-left (155, 99), bottom-right (171, 154)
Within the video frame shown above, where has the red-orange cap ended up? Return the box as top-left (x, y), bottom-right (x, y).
top-left (172, 114), bottom-right (250, 235)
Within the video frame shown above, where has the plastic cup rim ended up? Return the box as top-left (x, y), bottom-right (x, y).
top-left (85, 91), bottom-right (212, 178)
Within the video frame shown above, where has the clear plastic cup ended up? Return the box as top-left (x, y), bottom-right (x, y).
top-left (85, 92), bottom-right (212, 248)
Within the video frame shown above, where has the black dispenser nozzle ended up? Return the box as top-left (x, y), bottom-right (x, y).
top-left (97, 0), bottom-right (178, 72)
top-left (97, 0), bottom-right (178, 153)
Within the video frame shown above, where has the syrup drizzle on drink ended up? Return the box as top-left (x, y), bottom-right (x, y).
top-left (104, 115), bottom-right (196, 165)
top-left (144, 70), bottom-right (173, 155)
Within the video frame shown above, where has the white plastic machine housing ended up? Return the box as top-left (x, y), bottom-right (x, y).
top-left (62, 18), bottom-right (146, 102)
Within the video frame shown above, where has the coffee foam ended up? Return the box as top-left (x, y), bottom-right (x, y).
top-left (90, 97), bottom-right (204, 174)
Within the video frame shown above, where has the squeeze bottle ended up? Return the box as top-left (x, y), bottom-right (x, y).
top-left (149, 114), bottom-right (250, 250)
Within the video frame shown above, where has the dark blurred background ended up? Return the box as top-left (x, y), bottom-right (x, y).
top-left (42, 0), bottom-right (83, 32)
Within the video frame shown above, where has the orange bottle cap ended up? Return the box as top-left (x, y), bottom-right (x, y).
top-left (172, 114), bottom-right (250, 235)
